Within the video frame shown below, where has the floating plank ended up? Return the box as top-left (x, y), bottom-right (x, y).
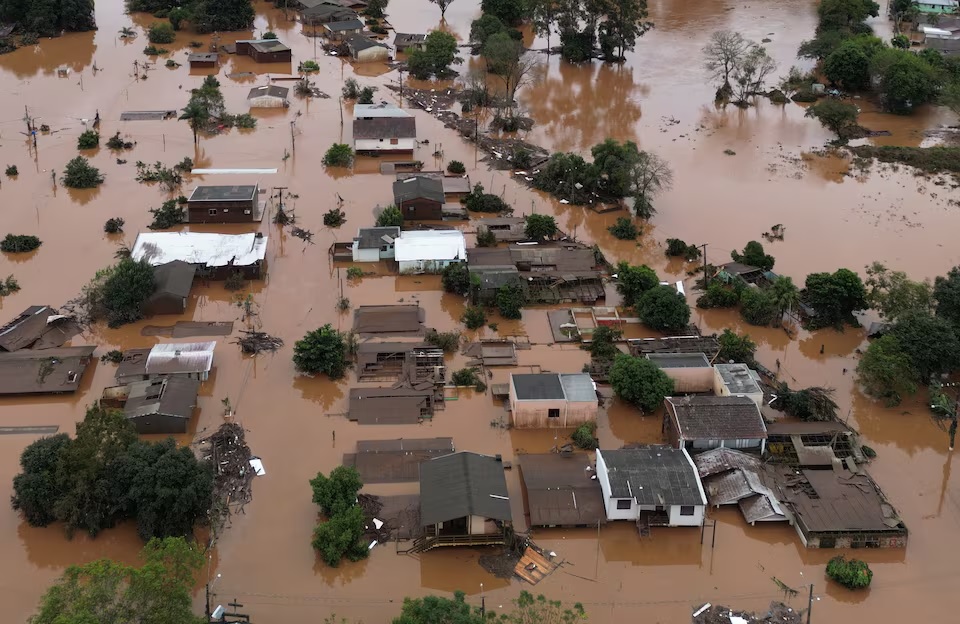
top-left (513, 545), bottom-right (559, 585)
top-left (0, 425), bottom-right (60, 435)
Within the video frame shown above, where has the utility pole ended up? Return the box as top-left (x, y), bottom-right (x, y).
top-left (701, 243), bottom-right (709, 288)
top-left (398, 69), bottom-right (404, 107)
top-left (273, 186), bottom-right (288, 212)
top-left (289, 120), bottom-right (296, 153)
top-left (339, 96), bottom-right (343, 126)
top-left (806, 584), bottom-right (813, 624)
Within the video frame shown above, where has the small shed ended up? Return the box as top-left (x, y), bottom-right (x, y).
top-left (663, 395), bottom-right (767, 453)
top-left (187, 184), bottom-right (263, 223)
top-left (346, 34), bottom-right (389, 62)
top-left (393, 176), bottom-right (445, 220)
top-left (418, 452), bottom-right (511, 550)
top-left (247, 85), bottom-right (290, 108)
top-left (188, 53), bottom-right (218, 68)
top-left (300, 3), bottom-right (357, 24)
top-left (351, 226), bottom-right (400, 262)
top-left (116, 341), bottom-right (216, 384)
top-left (236, 39), bottom-right (292, 63)
top-left (144, 260), bottom-right (196, 316)
top-left (121, 377), bottom-right (200, 434)
top-left (394, 230), bottom-right (466, 274)
top-left (394, 33), bottom-right (426, 53)
top-left (323, 18), bottom-right (364, 40)
top-left (645, 353), bottom-right (714, 393)
top-left (713, 363), bottom-right (764, 407)
top-left (509, 373), bottom-right (598, 429)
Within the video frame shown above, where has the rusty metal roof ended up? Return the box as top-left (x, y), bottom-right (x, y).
top-left (343, 437), bottom-right (455, 483)
top-left (694, 447), bottom-right (762, 479)
top-left (353, 305), bottom-right (424, 335)
top-left (519, 453), bottom-right (605, 527)
top-left (665, 396), bottom-right (767, 442)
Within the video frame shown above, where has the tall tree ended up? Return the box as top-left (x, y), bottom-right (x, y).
top-left (609, 353), bottom-right (675, 412)
top-left (890, 311), bottom-right (960, 380)
top-left (803, 268), bottom-right (868, 328)
top-left (731, 45), bottom-right (777, 105)
top-left (427, 0), bottom-right (454, 18)
top-left (188, 0), bottom-right (255, 33)
top-left (934, 265), bottom-right (960, 328)
top-left (614, 261), bottom-right (659, 305)
top-left (856, 335), bottom-right (918, 405)
top-left (594, 0), bottom-right (652, 62)
top-left (630, 151), bottom-right (674, 219)
top-left (770, 275), bottom-right (800, 322)
top-left (637, 285), bottom-right (690, 331)
top-left (482, 32), bottom-right (540, 108)
top-left (703, 30), bottom-right (751, 96)
top-left (529, 0), bottom-right (558, 53)
top-left (731, 240), bottom-right (775, 270)
top-left (310, 466), bottom-right (363, 517)
top-left (11, 434), bottom-right (71, 527)
top-left (293, 325), bottom-right (349, 378)
top-left (864, 262), bottom-right (932, 321)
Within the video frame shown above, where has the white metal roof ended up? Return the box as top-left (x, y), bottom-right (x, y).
top-left (394, 230), bottom-right (466, 262)
top-left (354, 103), bottom-right (412, 119)
top-left (131, 232), bottom-right (267, 267)
top-left (146, 341), bottom-right (216, 375)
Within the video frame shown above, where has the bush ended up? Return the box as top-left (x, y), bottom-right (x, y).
top-left (148, 22), bottom-right (175, 44)
top-left (462, 305), bottom-right (487, 329)
top-left (222, 113), bottom-right (257, 129)
top-left (358, 86), bottom-right (377, 104)
top-left (224, 272), bottom-right (246, 291)
top-left (293, 325), bottom-right (349, 378)
top-left (524, 214), bottom-right (558, 241)
top-left (62, 156), bottom-right (104, 188)
top-left (0, 275), bottom-right (21, 297)
top-left (101, 349), bottom-right (124, 363)
top-left (447, 160), bottom-right (466, 174)
top-left (309, 467), bottom-right (368, 567)
top-left (497, 283), bottom-right (524, 319)
top-left (165, 59), bottom-right (180, 68)
top-left (582, 325), bottom-right (622, 361)
top-left (696, 282), bottom-right (740, 309)
top-left (263, 31), bottom-right (278, 40)
top-left (342, 78), bottom-right (360, 99)
top-left (572, 422), bottom-right (598, 449)
top-left (323, 143), bottom-right (354, 167)
top-left (106, 132), bottom-right (134, 150)
top-left (143, 45), bottom-right (169, 55)
top-left (637, 285), bottom-right (690, 331)
top-left (476, 227), bottom-right (497, 247)
top-left (464, 183), bottom-right (511, 213)
top-left (717, 329), bottom-right (756, 364)
top-left (739, 287), bottom-right (778, 326)
top-left (148, 199), bottom-right (185, 229)
top-left (77, 130), bottom-right (100, 150)
top-left (425, 329), bottom-right (461, 353)
top-left (731, 240), bottom-right (774, 270)
top-left (5, 165), bottom-right (17, 176)
top-left (84, 259), bottom-right (157, 328)
top-left (1, 234), bottom-right (41, 253)
top-left (826, 556), bottom-right (872, 589)
top-left (608, 217), bottom-right (638, 240)
top-left (301, 60), bottom-right (320, 72)
top-left (323, 208), bottom-right (346, 227)
top-left (610, 353), bottom-right (675, 412)
top-left (346, 266), bottom-right (364, 279)
top-left (103, 218), bottom-right (125, 234)
top-left (375, 205), bottom-right (403, 228)
top-left (442, 262), bottom-right (472, 296)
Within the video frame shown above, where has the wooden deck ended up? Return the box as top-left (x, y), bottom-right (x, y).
top-left (514, 545), bottom-right (560, 585)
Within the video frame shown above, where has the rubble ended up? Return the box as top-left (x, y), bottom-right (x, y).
top-left (195, 423), bottom-right (256, 540)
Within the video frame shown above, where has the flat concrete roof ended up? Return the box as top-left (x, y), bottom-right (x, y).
top-left (646, 352), bottom-right (711, 368)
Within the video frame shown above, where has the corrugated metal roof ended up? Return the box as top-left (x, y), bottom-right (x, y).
top-left (394, 230), bottom-right (465, 262)
top-left (599, 446), bottom-right (705, 506)
top-left (354, 103), bottom-right (413, 119)
top-left (145, 341), bottom-right (215, 375)
top-left (393, 176), bottom-right (445, 204)
top-left (353, 117), bottom-right (417, 140)
top-left (131, 233), bottom-right (267, 267)
top-left (666, 395), bottom-right (767, 441)
top-left (694, 447), bottom-right (761, 478)
top-left (519, 453), bottom-right (605, 526)
top-left (715, 363), bottom-right (762, 394)
top-left (247, 85), bottom-right (289, 100)
top-left (647, 352), bottom-right (711, 368)
top-left (419, 452), bottom-right (511, 526)
top-left (151, 261), bottom-right (196, 298)
top-left (355, 227), bottom-right (399, 249)
top-left (559, 373), bottom-right (597, 402)
top-left (123, 376), bottom-right (199, 420)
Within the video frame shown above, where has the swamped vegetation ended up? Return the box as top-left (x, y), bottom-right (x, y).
top-left (83, 258), bottom-right (157, 328)
top-left (126, 0), bottom-right (254, 33)
top-left (309, 466), bottom-right (367, 567)
top-left (1, 234), bottom-right (41, 253)
top-left (0, 0), bottom-right (96, 37)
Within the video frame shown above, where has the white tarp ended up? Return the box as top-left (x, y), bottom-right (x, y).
top-left (132, 232), bottom-right (268, 267)
top-left (394, 230), bottom-right (466, 262)
top-left (249, 458), bottom-right (266, 476)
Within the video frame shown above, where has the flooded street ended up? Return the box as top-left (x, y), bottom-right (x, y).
top-left (0, 0), bottom-right (959, 621)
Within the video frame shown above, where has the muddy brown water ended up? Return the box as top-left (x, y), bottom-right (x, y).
top-left (0, 0), bottom-right (958, 622)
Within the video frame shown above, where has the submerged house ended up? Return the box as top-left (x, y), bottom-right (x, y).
top-left (354, 104), bottom-right (416, 152)
top-left (0, 346), bottom-right (95, 395)
top-left (236, 39), bottom-right (292, 63)
top-left (323, 18), bottom-right (364, 40)
top-left (0, 306), bottom-right (80, 352)
top-left (300, 3), bottom-right (357, 24)
top-left (713, 362), bottom-right (764, 407)
top-left (508, 373), bottom-right (598, 429)
top-left (187, 53), bottom-right (218, 68)
top-left (394, 229), bottom-right (466, 274)
top-left (143, 260), bottom-right (196, 316)
top-left (186, 184), bottom-right (264, 223)
top-left (131, 232), bottom-right (268, 280)
top-left (351, 226), bottom-right (400, 262)
top-left (393, 176), bottom-right (445, 220)
top-left (247, 85), bottom-right (290, 108)
top-left (596, 446), bottom-right (707, 528)
top-left (519, 453), bottom-right (605, 527)
top-left (415, 452), bottom-right (512, 552)
top-left (663, 395), bottom-right (768, 453)
top-left (645, 353), bottom-right (714, 393)
top-left (346, 34), bottom-right (390, 62)
top-left (101, 377), bottom-right (200, 434)
top-left (394, 32), bottom-right (426, 52)
top-left (116, 341), bottom-right (216, 385)
top-left (693, 448), bottom-right (787, 525)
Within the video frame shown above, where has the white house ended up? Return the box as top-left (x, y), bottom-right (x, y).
top-left (353, 103), bottom-right (416, 152)
top-left (247, 85), bottom-right (289, 108)
top-left (351, 226), bottom-right (399, 262)
top-left (394, 229), bottom-right (466, 274)
top-left (713, 362), bottom-right (764, 407)
top-left (596, 446), bottom-right (706, 527)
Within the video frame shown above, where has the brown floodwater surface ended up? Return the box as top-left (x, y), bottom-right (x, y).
top-left (1, 0), bottom-right (959, 622)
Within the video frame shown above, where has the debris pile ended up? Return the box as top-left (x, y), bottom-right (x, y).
top-left (692, 602), bottom-right (802, 624)
top-left (235, 330), bottom-right (284, 354)
top-left (196, 423), bottom-right (256, 539)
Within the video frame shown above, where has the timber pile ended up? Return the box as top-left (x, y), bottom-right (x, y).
top-left (236, 330), bottom-right (283, 354)
top-left (197, 423), bottom-right (255, 538)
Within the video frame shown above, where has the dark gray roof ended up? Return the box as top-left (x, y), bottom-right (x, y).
top-left (512, 373), bottom-right (565, 400)
top-left (188, 53), bottom-right (218, 62)
top-left (347, 34), bottom-right (388, 53)
top-left (354, 117), bottom-right (417, 140)
top-left (152, 260), bottom-right (196, 298)
top-left (419, 452), bottom-right (511, 526)
top-left (646, 352), bottom-right (711, 368)
top-left (394, 33), bottom-right (426, 45)
top-left (247, 85), bottom-right (289, 100)
top-left (666, 395), bottom-right (767, 441)
top-left (355, 226), bottom-right (400, 249)
top-left (469, 266), bottom-right (521, 290)
top-left (248, 39), bottom-right (291, 53)
top-left (393, 176), bottom-right (445, 204)
top-left (600, 446), bottom-right (705, 506)
top-left (720, 262), bottom-right (762, 276)
top-left (189, 185), bottom-right (257, 202)
top-left (0, 306), bottom-right (54, 351)
top-left (124, 377), bottom-right (199, 421)
top-left (325, 18), bottom-right (364, 31)
top-left (301, 3), bottom-right (356, 18)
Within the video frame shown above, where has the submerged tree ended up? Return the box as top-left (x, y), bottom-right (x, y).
top-left (609, 353), bottom-right (675, 412)
top-left (703, 29), bottom-right (751, 98)
top-left (630, 151), bottom-right (674, 218)
top-left (857, 334), bottom-right (918, 405)
top-left (293, 325), bottom-right (349, 379)
top-left (427, 0), bottom-right (454, 19)
top-left (806, 99), bottom-right (861, 141)
top-left (595, 0), bottom-right (653, 62)
top-left (864, 262), bottom-right (932, 321)
top-left (731, 45), bottom-right (778, 105)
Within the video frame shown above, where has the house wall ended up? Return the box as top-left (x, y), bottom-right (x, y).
top-left (200, 261), bottom-right (265, 281)
top-left (510, 398), bottom-right (597, 428)
top-left (190, 60), bottom-right (216, 68)
top-left (325, 27), bottom-right (362, 40)
top-left (249, 49), bottom-right (292, 63)
top-left (596, 451), bottom-right (640, 521)
top-left (398, 259), bottom-right (455, 274)
top-left (356, 46), bottom-right (389, 62)
top-left (248, 95), bottom-right (288, 108)
top-left (352, 245), bottom-right (381, 262)
top-left (469, 515), bottom-right (499, 535)
top-left (667, 504), bottom-right (705, 527)
top-left (355, 138), bottom-right (416, 152)
top-left (143, 293), bottom-right (187, 316)
top-left (188, 202), bottom-right (256, 224)
top-left (663, 409), bottom-right (682, 449)
top-left (662, 367), bottom-right (715, 393)
top-left (129, 414), bottom-right (189, 435)
top-left (398, 198), bottom-right (442, 220)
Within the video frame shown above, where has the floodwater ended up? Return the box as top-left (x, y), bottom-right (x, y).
top-left (0, 0), bottom-right (958, 622)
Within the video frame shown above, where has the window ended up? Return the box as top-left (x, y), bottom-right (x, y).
top-left (679, 506), bottom-right (695, 516)
top-left (548, 408), bottom-right (560, 418)
top-left (616, 499), bottom-right (632, 510)
top-left (223, 209), bottom-right (229, 213)
top-left (819, 537), bottom-right (836, 548)
top-left (390, 138), bottom-right (399, 145)
top-left (208, 209), bottom-right (218, 216)
top-left (244, 209), bottom-right (252, 215)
